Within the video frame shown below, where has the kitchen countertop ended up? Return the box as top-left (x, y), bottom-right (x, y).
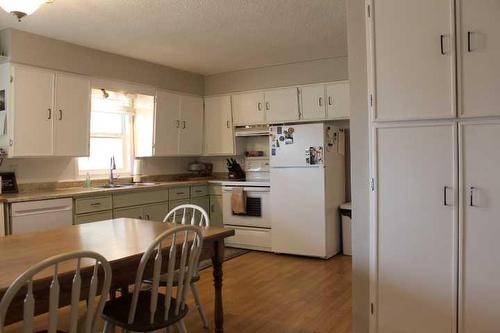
top-left (0, 179), bottom-right (227, 204)
top-left (209, 179), bottom-right (271, 187)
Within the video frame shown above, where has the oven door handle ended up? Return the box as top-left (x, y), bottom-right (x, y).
top-left (223, 187), bottom-right (270, 193)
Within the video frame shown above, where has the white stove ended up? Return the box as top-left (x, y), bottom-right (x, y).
top-left (219, 157), bottom-right (272, 252)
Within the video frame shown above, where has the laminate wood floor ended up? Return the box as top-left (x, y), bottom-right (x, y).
top-left (184, 251), bottom-right (352, 333)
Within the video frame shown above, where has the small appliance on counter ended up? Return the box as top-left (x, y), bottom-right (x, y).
top-left (0, 172), bottom-right (18, 194)
top-left (187, 161), bottom-right (213, 177)
top-left (226, 158), bottom-right (245, 180)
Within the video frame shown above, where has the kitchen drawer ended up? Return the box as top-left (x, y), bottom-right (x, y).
top-left (209, 184), bottom-right (223, 196)
top-left (190, 185), bottom-right (208, 198)
top-left (169, 187), bottom-right (190, 200)
top-left (74, 210), bottom-right (113, 225)
top-left (224, 226), bottom-right (272, 251)
top-left (113, 189), bottom-right (169, 208)
top-left (75, 196), bottom-right (112, 214)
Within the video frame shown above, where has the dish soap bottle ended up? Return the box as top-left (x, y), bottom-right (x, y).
top-left (84, 172), bottom-right (92, 188)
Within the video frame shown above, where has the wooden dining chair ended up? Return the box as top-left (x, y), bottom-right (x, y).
top-left (101, 224), bottom-right (204, 333)
top-left (161, 204), bottom-right (210, 328)
top-left (0, 251), bottom-right (112, 333)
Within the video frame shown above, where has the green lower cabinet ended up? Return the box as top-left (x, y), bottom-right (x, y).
top-left (113, 206), bottom-right (144, 219)
top-left (113, 202), bottom-right (169, 222)
top-left (74, 210), bottom-right (113, 225)
top-left (168, 199), bottom-right (191, 223)
top-left (191, 196), bottom-right (210, 213)
top-left (209, 195), bottom-right (223, 227)
top-left (191, 196), bottom-right (210, 224)
top-left (143, 202), bottom-right (169, 222)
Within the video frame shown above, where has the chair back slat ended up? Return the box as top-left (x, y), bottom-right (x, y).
top-left (48, 264), bottom-right (60, 333)
top-left (68, 258), bottom-right (82, 333)
top-left (149, 242), bottom-right (163, 324)
top-left (127, 225), bottom-right (203, 325)
top-left (22, 281), bottom-right (35, 333)
top-left (83, 261), bottom-right (99, 333)
top-left (163, 233), bottom-right (177, 321)
top-left (0, 251), bottom-right (112, 333)
top-left (180, 235), bottom-right (202, 311)
top-left (174, 229), bottom-right (190, 315)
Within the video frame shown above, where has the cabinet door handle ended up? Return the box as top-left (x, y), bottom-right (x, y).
top-left (266, 102), bottom-right (270, 111)
top-left (443, 186), bottom-right (452, 206)
top-left (47, 108), bottom-right (52, 120)
top-left (469, 186), bottom-right (477, 207)
top-left (90, 202), bottom-right (101, 206)
top-left (318, 97), bottom-right (323, 107)
top-left (145, 214), bottom-right (150, 220)
top-left (182, 121), bottom-right (186, 129)
top-left (257, 102), bottom-right (262, 111)
top-left (328, 96), bottom-right (333, 106)
top-left (226, 120), bottom-right (230, 128)
top-left (176, 120), bottom-right (180, 128)
top-left (467, 31), bottom-right (473, 52)
top-left (440, 34), bottom-right (446, 55)
top-left (211, 203), bottom-right (215, 213)
top-left (58, 109), bottom-right (63, 120)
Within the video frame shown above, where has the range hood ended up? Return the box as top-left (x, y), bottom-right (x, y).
top-left (234, 125), bottom-right (269, 137)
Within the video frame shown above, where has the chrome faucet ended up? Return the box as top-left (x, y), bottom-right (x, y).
top-left (109, 156), bottom-right (117, 185)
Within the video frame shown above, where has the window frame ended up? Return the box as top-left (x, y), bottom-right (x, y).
top-left (77, 93), bottom-right (134, 177)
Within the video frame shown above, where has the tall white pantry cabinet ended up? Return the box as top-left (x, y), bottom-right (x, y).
top-left (367, 1), bottom-right (500, 332)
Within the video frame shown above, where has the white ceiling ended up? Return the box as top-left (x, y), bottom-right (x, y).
top-left (0, 0), bottom-right (347, 75)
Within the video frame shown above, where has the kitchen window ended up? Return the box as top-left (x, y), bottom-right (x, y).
top-left (78, 89), bottom-right (133, 175)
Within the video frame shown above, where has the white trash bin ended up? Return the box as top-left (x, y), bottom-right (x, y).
top-left (340, 202), bottom-right (352, 256)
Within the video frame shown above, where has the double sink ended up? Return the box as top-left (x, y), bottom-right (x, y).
top-left (94, 182), bottom-right (159, 189)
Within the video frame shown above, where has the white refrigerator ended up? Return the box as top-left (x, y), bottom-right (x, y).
top-left (269, 122), bottom-right (345, 258)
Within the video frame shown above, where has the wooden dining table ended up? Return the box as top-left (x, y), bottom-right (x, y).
top-left (0, 218), bottom-right (235, 333)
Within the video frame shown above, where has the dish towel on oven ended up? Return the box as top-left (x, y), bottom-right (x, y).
top-left (231, 187), bottom-right (247, 214)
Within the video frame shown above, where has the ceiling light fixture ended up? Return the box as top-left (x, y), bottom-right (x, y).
top-left (0, 0), bottom-right (53, 21)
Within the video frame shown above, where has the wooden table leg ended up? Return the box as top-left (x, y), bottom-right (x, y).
top-left (212, 240), bottom-right (225, 333)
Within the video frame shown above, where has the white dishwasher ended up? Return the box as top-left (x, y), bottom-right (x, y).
top-left (11, 198), bottom-right (73, 235)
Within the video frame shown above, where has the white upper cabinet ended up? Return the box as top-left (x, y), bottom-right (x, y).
top-left (53, 73), bottom-right (90, 156)
top-left (265, 87), bottom-right (299, 124)
top-left (137, 90), bottom-right (203, 157)
top-left (154, 90), bottom-right (181, 156)
top-left (300, 85), bottom-right (326, 121)
top-left (11, 65), bottom-right (54, 156)
top-left (204, 95), bottom-right (234, 156)
top-left (232, 92), bottom-right (266, 126)
top-left (179, 95), bottom-right (203, 155)
top-left (370, 0), bottom-right (456, 121)
top-left (6, 64), bottom-right (91, 157)
top-left (326, 81), bottom-right (350, 119)
top-left (459, 1), bottom-right (500, 117)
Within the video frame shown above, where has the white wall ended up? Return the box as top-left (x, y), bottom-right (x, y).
top-left (2, 28), bottom-right (204, 95)
top-left (347, 0), bottom-right (370, 332)
top-left (205, 57), bottom-right (348, 95)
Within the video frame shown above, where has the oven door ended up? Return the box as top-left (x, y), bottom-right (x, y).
top-left (222, 186), bottom-right (271, 228)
